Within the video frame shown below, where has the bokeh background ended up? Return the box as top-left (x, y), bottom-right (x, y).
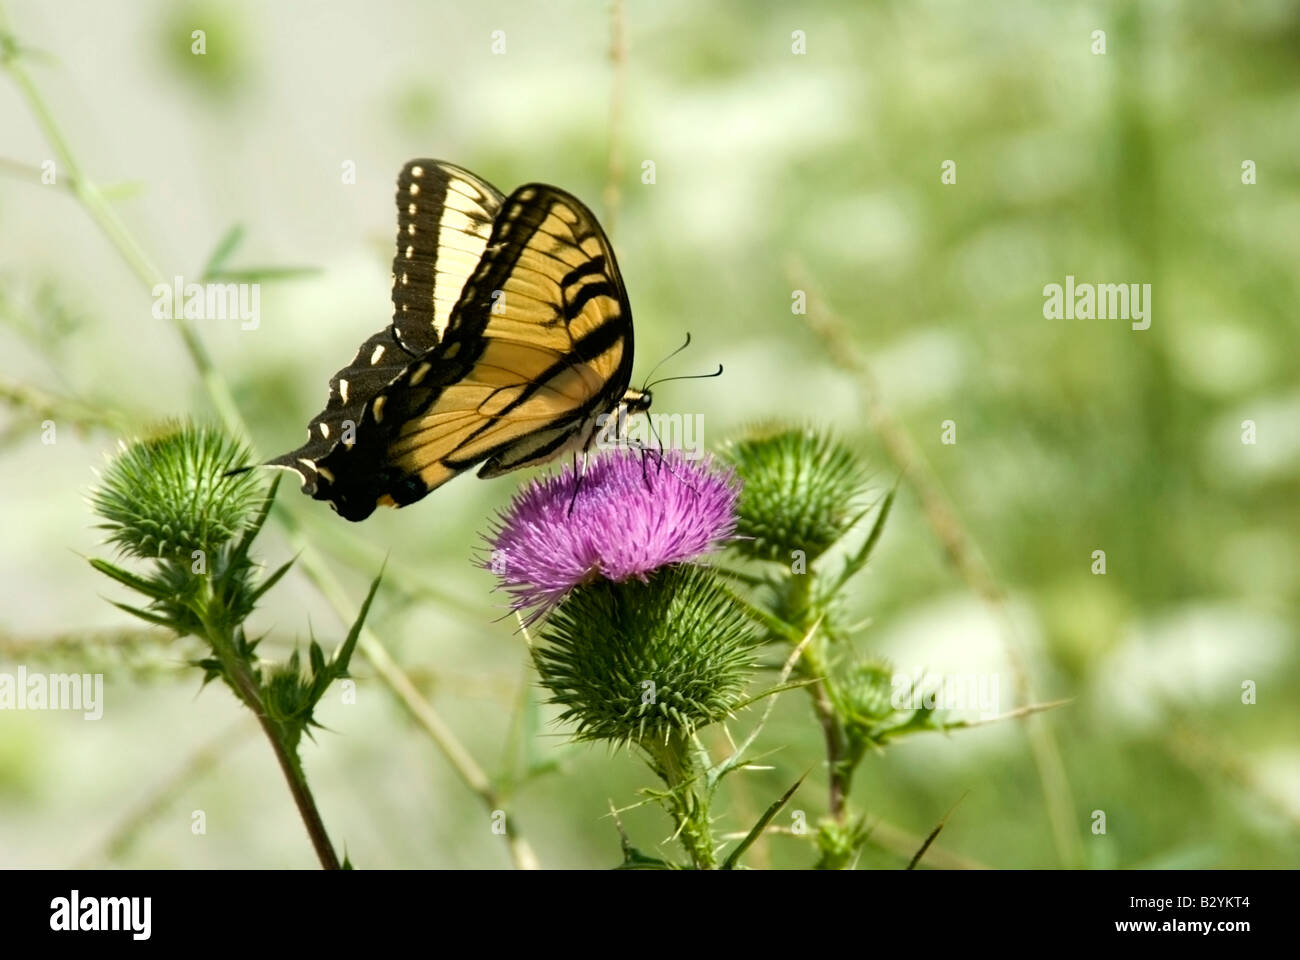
top-left (1, 0), bottom-right (1298, 868)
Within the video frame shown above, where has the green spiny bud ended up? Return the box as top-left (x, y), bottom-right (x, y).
top-left (835, 656), bottom-right (903, 732)
top-left (90, 423), bottom-right (263, 561)
top-left (265, 657), bottom-right (313, 730)
top-left (720, 425), bottom-right (868, 563)
top-left (534, 564), bottom-right (756, 746)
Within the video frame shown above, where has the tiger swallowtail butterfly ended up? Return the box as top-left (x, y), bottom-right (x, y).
top-left (267, 160), bottom-right (649, 521)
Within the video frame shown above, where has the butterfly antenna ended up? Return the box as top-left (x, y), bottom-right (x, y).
top-left (643, 364), bottom-right (724, 393)
top-left (639, 332), bottom-right (694, 391)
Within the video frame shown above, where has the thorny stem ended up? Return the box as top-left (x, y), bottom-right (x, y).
top-left (801, 642), bottom-right (850, 822)
top-left (199, 605), bottom-right (340, 870)
top-left (784, 567), bottom-right (854, 825)
top-left (0, 11), bottom-right (539, 870)
top-left (643, 731), bottom-right (716, 869)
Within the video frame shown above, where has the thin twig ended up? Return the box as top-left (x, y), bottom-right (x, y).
top-left (1166, 718), bottom-right (1300, 833)
top-left (790, 258), bottom-right (1083, 867)
top-left (79, 720), bottom-right (254, 867)
top-left (0, 374), bottom-right (136, 433)
top-left (602, 0), bottom-right (627, 235)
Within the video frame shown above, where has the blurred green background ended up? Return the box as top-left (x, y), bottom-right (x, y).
top-left (1, 0), bottom-right (1298, 868)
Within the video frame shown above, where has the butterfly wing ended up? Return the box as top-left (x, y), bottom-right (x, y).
top-left (272, 172), bottom-right (636, 522)
top-left (267, 160), bottom-right (504, 503)
top-left (396, 182), bottom-right (636, 481)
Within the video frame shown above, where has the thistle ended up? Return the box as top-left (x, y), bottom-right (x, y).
top-left (87, 422), bottom-right (376, 870)
top-left (720, 424), bottom-right (869, 564)
top-left (483, 448), bottom-right (739, 620)
top-left (90, 422), bottom-right (263, 561)
top-left (484, 448), bottom-right (756, 868)
top-left (534, 564), bottom-right (756, 746)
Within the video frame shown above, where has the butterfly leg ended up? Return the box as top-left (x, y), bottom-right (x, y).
top-left (567, 450), bottom-right (587, 517)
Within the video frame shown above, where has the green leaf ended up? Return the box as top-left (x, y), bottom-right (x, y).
top-left (88, 557), bottom-right (171, 600)
top-left (722, 772), bottom-right (806, 869)
top-left (309, 640), bottom-right (326, 678)
top-left (332, 565), bottom-right (383, 679)
top-left (614, 850), bottom-right (676, 870)
top-left (712, 566), bottom-right (773, 589)
top-left (200, 224), bottom-right (245, 281)
top-left (829, 486), bottom-right (895, 595)
top-left (247, 556), bottom-right (295, 606)
top-left (908, 794), bottom-right (967, 870)
top-left (108, 599), bottom-right (175, 630)
top-left (722, 585), bottom-right (803, 644)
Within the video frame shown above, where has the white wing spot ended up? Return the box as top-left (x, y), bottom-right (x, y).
top-left (405, 245), bottom-right (414, 259)
top-left (409, 362), bottom-right (432, 386)
top-left (407, 223), bottom-right (416, 236)
top-left (339, 379), bottom-right (350, 403)
top-left (408, 203), bottom-right (417, 215)
top-left (315, 465), bottom-right (336, 483)
top-left (297, 457), bottom-right (316, 469)
top-left (409, 183), bottom-right (421, 196)
top-left (411, 166), bottom-right (424, 178)
top-left (401, 272), bottom-right (409, 285)
top-left (319, 422), bottom-right (331, 438)
top-left (372, 395), bottom-right (387, 422)
top-left (371, 344), bottom-right (385, 364)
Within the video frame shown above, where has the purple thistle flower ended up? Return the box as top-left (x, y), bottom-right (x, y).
top-left (484, 449), bottom-right (739, 619)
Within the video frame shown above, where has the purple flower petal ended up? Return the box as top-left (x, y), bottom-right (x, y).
top-left (483, 449), bottom-right (739, 619)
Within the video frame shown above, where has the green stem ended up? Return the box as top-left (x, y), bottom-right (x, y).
top-left (802, 646), bottom-right (850, 820)
top-left (199, 601), bottom-right (340, 870)
top-left (785, 571), bottom-right (852, 821)
top-left (643, 732), bottom-right (716, 869)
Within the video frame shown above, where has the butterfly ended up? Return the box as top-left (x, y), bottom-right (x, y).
top-left (267, 160), bottom-right (650, 521)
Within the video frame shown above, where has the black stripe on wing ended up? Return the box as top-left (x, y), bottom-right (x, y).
top-left (391, 160), bottom-right (504, 353)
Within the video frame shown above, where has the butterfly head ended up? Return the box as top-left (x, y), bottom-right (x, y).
top-left (624, 387), bottom-right (652, 415)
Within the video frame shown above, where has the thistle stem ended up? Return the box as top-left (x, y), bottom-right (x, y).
top-left (200, 604), bottom-right (340, 870)
top-left (800, 642), bottom-right (851, 822)
top-left (785, 572), bottom-right (853, 823)
top-left (643, 732), bottom-right (717, 869)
